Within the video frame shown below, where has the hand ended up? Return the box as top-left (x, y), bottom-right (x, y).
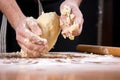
top-left (60, 0), bottom-right (84, 40)
top-left (15, 17), bottom-right (48, 56)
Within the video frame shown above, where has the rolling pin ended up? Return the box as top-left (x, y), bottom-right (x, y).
top-left (76, 44), bottom-right (120, 57)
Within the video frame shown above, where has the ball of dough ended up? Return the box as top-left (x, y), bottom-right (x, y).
top-left (37, 12), bottom-right (60, 53)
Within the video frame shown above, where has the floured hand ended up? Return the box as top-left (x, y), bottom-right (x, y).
top-left (15, 17), bottom-right (48, 57)
top-left (60, 0), bottom-right (84, 40)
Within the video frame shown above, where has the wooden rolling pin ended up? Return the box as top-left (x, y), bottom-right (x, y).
top-left (76, 44), bottom-right (120, 57)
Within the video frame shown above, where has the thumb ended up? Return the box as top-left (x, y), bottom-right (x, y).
top-left (26, 17), bottom-right (42, 36)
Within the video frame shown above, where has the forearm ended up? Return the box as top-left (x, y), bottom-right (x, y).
top-left (66, 0), bottom-right (82, 6)
top-left (0, 0), bottom-right (26, 29)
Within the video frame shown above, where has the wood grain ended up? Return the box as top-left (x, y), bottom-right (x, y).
top-left (0, 52), bottom-right (84, 58)
top-left (76, 44), bottom-right (120, 57)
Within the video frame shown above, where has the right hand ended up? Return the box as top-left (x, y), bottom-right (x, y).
top-left (60, 0), bottom-right (84, 40)
top-left (15, 17), bottom-right (48, 56)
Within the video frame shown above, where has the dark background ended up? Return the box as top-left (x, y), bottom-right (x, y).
top-left (113, 0), bottom-right (120, 46)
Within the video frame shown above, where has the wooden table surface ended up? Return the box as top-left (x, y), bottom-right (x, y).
top-left (0, 52), bottom-right (120, 80)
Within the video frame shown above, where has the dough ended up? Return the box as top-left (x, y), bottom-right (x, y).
top-left (20, 12), bottom-right (60, 58)
top-left (37, 12), bottom-right (60, 53)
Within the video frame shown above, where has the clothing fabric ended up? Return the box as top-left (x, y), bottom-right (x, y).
top-left (0, 15), bottom-right (7, 53)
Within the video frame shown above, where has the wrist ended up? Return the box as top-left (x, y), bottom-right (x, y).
top-left (65, 0), bottom-right (82, 6)
top-left (13, 15), bottom-right (26, 30)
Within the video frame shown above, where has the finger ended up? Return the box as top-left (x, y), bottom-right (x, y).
top-left (71, 9), bottom-right (83, 36)
top-left (30, 35), bottom-right (47, 45)
top-left (60, 15), bottom-right (67, 23)
top-left (26, 17), bottom-right (42, 35)
top-left (18, 40), bottom-right (47, 57)
top-left (60, 15), bottom-right (71, 30)
top-left (17, 34), bottom-right (47, 52)
top-left (18, 42), bottom-right (42, 57)
top-left (73, 16), bottom-right (84, 36)
top-left (60, 17), bottom-right (66, 30)
top-left (62, 27), bottom-right (72, 38)
top-left (18, 26), bottom-right (47, 45)
top-left (19, 41), bottom-right (47, 57)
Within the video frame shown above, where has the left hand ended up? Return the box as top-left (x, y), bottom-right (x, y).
top-left (15, 17), bottom-right (48, 57)
top-left (60, 0), bottom-right (84, 39)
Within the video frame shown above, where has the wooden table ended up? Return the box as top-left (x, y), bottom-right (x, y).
top-left (0, 52), bottom-right (120, 80)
